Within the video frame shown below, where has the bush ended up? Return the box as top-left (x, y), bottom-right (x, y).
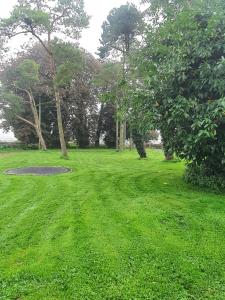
top-left (0, 142), bottom-right (23, 151)
top-left (1, 143), bottom-right (39, 150)
top-left (184, 163), bottom-right (225, 191)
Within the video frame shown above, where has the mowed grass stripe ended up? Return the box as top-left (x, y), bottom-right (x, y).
top-left (0, 149), bottom-right (225, 299)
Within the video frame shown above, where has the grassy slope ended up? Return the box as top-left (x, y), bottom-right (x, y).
top-left (0, 149), bottom-right (225, 300)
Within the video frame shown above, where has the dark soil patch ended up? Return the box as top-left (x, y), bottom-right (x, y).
top-left (5, 167), bottom-right (71, 176)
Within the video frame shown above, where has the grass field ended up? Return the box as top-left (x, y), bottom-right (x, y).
top-left (0, 149), bottom-right (225, 299)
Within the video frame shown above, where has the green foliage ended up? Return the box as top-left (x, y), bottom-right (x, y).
top-left (101, 103), bottom-right (117, 148)
top-left (92, 62), bottom-right (122, 112)
top-left (185, 163), bottom-right (225, 191)
top-left (142, 0), bottom-right (194, 20)
top-left (93, 62), bottom-right (122, 88)
top-left (135, 2), bottom-right (225, 184)
top-left (0, 89), bottom-right (24, 124)
top-left (53, 40), bottom-right (82, 66)
top-left (16, 59), bottom-right (40, 90)
top-left (0, 90), bottom-right (23, 112)
top-left (128, 87), bottom-right (156, 135)
top-left (0, 59), bottom-right (40, 136)
top-left (0, 0), bottom-right (89, 42)
top-left (98, 4), bottom-right (141, 58)
top-left (98, 4), bottom-right (143, 155)
top-left (0, 6), bottom-right (50, 40)
top-left (0, 42), bottom-right (101, 148)
top-left (53, 41), bottom-right (83, 87)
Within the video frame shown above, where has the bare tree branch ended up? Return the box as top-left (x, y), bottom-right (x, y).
top-left (9, 30), bottom-right (31, 38)
top-left (110, 44), bottom-right (124, 53)
top-left (30, 30), bottom-right (52, 55)
top-left (16, 114), bottom-right (36, 128)
top-left (35, 100), bottom-right (55, 107)
top-left (15, 86), bottom-right (30, 95)
top-left (51, 7), bottom-right (70, 27)
top-left (25, 24), bottom-right (52, 55)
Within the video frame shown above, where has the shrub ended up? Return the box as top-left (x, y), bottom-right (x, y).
top-left (184, 163), bottom-right (225, 191)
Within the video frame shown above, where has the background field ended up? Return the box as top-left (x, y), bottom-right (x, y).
top-left (0, 149), bottom-right (225, 299)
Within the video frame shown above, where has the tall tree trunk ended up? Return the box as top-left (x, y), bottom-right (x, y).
top-left (129, 129), bottom-right (133, 150)
top-left (161, 129), bottom-right (174, 161)
top-left (123, 121), bottom-right (126, 148)
top-left (55, 88), bottom-right (68, 158)
top-left (116, 118), bottom-right (119, 151)
top-left (29, 91), bottom-right (47, 151)
top-left (17, 115), bottom-right (45, 150)
top-left (38, 99), bottom-right (42, 150)
top-left (36, 124), bottom-right (47, 151)
top-left (119, 121), bottom-right (125, 151)
top-left (164, 148), bottom-right (174, 161)
top-left (132, 130), bottom-right (147, 159)
top-left (115, 101), bottom-right (119, 151)
top-left (16, 87), bottom-right (47, 150)
top-left (95, 103), bottom-right (104, 147)
top-left (118, 50), bottom-right (126, 152)
top-left (48, 33), bottom-right (68, 158)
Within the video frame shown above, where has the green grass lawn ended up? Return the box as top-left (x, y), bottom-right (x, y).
top-left (0, 149), bottom-right (225, 300)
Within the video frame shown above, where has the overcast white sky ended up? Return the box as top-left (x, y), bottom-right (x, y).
top-left (0, 0), bottom-right (140, 141)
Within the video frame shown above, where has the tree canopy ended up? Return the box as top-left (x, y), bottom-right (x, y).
top-left (131, 0), bottom-right (225, 186)
top-left (98, 3), bottom-right (141, 58)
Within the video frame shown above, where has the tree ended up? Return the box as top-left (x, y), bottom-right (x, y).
top-left (0, 0), bottom-right (89, 158)
top-left (136, 1), bottom-right (225, 188)
top-left (0, 59), bottom-right (47, 150)
top-left (98, 4), bottom-right (142, 151)
top-left (93, 101), bottom-right (117, 148)
top-left (128, 86), bottom-right (153, 158)
top-left (102, 103), bottom-right (117, 148)
top-left (28, 40), bottom-right (86, 147)
top-left (93, 62), bottom-right (122, 149)
top-left (139, 0), bottom-right (200, 160)
top-left (132, 129), bottom-right (147, 158)
top-left (65, 50), bottom-right (100, 148)
top-left (141, 0), bottom-right (194, 22)
top-left (98, 4), bottom-right (141, 58)
top-left (1, 42), bottom-right (100, 149)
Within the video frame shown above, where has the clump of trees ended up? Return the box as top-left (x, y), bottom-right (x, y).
top-left (0, 0), bottom-right (89, 158)
top-left (0, 1), bottom-right (149, 159)
top-left (0, 42), bottom-right (116, 149)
